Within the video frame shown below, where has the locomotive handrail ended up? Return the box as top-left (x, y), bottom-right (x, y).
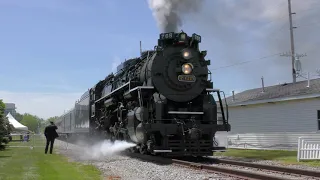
top-left (221, 90), bottom-right (229, 121)
top-left (95, 81), bottom-right (131, 103)
top-left (208, 69), bottom-right (212, 81)
top-left (216, 91), bottom-right (226, 122)
top-left (128, 86), bottom-right (154, 93)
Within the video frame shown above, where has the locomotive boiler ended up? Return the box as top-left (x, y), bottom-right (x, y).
top-left (56, 31), bottom-right (231, 157)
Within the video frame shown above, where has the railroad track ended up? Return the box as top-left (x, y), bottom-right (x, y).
top-left (57, 138), bottom-right (320, 180)
top-left (173, 157), bottom-right (320, 180)
top-left (124, 153), bottom-right (320, 180)
top-left (213, 158), bottom-right (320, 180)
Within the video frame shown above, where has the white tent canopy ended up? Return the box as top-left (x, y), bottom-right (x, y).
top-left (6, 112), bottom-right (28, 131)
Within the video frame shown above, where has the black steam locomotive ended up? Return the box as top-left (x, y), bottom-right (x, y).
top-left (55, 31), bottom-right (231, 157)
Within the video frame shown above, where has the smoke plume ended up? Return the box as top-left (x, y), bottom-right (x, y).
top-left (147, 0), bottom-right (204, 32)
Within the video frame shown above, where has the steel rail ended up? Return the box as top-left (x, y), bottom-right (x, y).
top-left (171, 159), bottom-right (291, 180)
top-left (214, 158), bottom-right (320, 178)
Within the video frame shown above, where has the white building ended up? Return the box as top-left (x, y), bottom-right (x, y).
top-left (216, 78), bottom-right (320, 150)
top-left (4, 103), bottom-right (16, 118)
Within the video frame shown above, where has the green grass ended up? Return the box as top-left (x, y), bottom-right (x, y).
top-left (0, 141), bottom-right (103, 180)
top-left (215, 149), bottom-right (320, 167)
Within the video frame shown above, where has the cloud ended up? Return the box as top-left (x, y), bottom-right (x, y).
top-left (0, 91), bottom-right (82, 119)
top-left (164, 0), bottom-right (320, 91)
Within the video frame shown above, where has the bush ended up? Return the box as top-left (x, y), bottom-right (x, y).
top-left (2, 137), bottom-right (9, 144)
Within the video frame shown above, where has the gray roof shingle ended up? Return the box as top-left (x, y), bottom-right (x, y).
top-left (5, 103), bottom-right (16, 109)
top-left (225, 77), bottom-right (320, 106)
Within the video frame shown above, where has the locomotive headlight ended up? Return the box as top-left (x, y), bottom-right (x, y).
top-left (183, 51), bottom-right (190, 58)
top-left (181, 49), bottom-right (192, 59)
top-left (182, 63), bottom-right (193, 74)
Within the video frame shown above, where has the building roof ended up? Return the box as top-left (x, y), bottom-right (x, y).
top-left (5, 103), bottom-right (15, 109)
top-left (225, 77), bottom-right (320, 107)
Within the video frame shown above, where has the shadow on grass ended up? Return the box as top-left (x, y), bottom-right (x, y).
top-left (0, 155), bottom-right (12, 158)
top-left (0, 145), bottom-right (7, 151)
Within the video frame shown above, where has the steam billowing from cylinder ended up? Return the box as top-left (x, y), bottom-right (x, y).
top-left (147, 0), bottom-right (204, 33)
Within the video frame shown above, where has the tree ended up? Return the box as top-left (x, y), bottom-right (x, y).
top-left (14, 113), bottom-right (55, 134)
top-left (0, 100), bottom-right (13, 149)
top-left (20, 114), bottom-right (41, 133)
top-left (15, 112), bottom-right (23, 122)
top-left (46, 116), bottom-right (58, 123)
top-left (38, 116), bottom-right (59, 133)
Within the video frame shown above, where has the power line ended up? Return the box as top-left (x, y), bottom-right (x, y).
top-left (209, 40), bottom-right (320, 72)
top-left (207, 1), bottom-right (319, 72)
top-left (210, 53), bottom-right (281, 71)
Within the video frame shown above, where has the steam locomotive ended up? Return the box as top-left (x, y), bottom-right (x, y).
top-left (55, 31), bottom-right (231, 157)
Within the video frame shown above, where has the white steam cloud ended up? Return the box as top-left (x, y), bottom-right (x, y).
top-left (147, 0), bottom-right (204, 32)
top-left (85, 140), bottom-right (136, 159)
top-left (69, 139), bottom-right (136, 161)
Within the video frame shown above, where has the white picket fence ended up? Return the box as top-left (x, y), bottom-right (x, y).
top-left (224, 132), bottom-right (320, 150)
top-left (297, 137), bottom-right (320, 162)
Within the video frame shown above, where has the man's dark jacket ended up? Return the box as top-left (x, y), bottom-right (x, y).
top-left (44, 125), bottom-right (59, 139)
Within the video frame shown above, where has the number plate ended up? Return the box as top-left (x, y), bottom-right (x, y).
top-left (178, 75), bottom-right (196, 82)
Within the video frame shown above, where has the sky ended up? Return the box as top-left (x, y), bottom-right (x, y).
top-left (0, 0), bottom-right (320, 119)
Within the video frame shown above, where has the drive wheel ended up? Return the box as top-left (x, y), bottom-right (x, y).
top-left (139, 144), bottom-right (148, 154)
top-left (129, 146), bottom-right (138, 153)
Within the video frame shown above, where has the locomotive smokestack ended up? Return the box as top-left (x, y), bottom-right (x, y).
top-left (261, 76), bottom-right (265, 93)
top-left (147, 0), bottom-right (204, 32)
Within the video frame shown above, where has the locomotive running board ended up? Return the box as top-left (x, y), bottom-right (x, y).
top-left (129, 86), bottom-right (154, 93)
top-left (206, 88), bottom-right (220, 92)
top-left (153, 150), bottom-right (173, 153)
top-left (168, 111), bottom-right (204, 115)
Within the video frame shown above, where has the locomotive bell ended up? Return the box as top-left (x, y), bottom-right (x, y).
top-left (179, 33), bottom-right (187, 42)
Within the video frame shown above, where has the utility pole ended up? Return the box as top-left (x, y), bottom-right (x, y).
top-left (281, 0), bottom-right (304, 83)
top-left (288, 0), bottom-right (297, 83)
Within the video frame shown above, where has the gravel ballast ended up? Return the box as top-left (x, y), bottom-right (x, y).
top-left (55, 140), bottom-right (236, 180)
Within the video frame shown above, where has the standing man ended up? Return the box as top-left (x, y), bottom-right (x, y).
top-left (44, 121), bottom-right (59, 154)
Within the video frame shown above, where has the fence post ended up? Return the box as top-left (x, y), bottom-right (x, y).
top-left (31, 133), bottom-right (34, 150)
top-left (66, 134), bottom-right (69, 150)
top-left (297, 137), bottom-right (301, 162)
top-left (225, 137), bottom-right (228, 149)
